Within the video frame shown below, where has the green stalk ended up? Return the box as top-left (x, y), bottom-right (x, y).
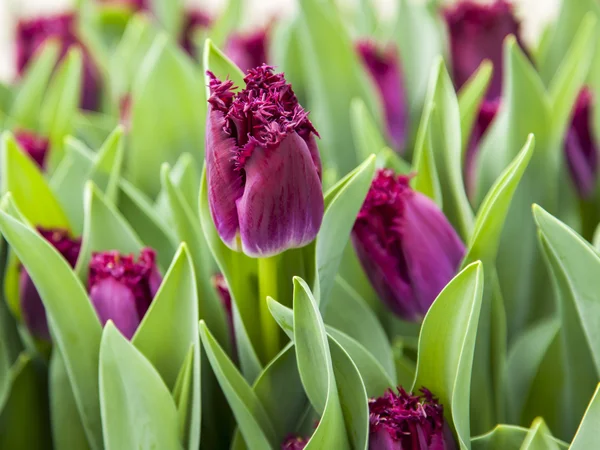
top-left (258, 255), bottom-right (280, 362)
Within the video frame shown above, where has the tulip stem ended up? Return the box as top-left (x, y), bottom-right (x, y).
top-left (258, 255), bottom-right (280, 362)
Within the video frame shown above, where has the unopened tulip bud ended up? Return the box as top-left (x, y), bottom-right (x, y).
top-left (225, 28), bottom-right (270, 73)
top-left (14, 130), bottom-right (50, 169)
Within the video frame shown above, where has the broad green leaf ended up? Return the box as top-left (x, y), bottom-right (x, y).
top-left (132, 245), bottom-right (201, 449)
top-left (413, 262), bottom-right (484, 450)
top-left (49, 349), bottom-right (90, 450)
top-left (99, 322), bottom-right (180, 450)
top-left (350, 98), bottom-right (387, 161)
top-left (149, 0), bottom-right (184, 36)
top-left (208, 0), bottom-right (243, 48)
top-left (520, 418), bottom-right (560, 450)
top-left (570, 384), bottom-right (600, 449)
top-left (458, 61), bottom-right (493, 158)
top-left (0, 354), bottom-right (50, 449)
top-left (316, 155), bottom-right (376, 308)
top-left (10, 40), bottom-right (60, 129)
top-left (199, 322), bottom-right (276, 450)
top-left (471, 425), bottom-right (568, 450)
top-left (75, 182), bottom-right (144, 282)
top-left (172, 346), bottom-right (194, 444)
top-left (128, 33), bottom-right (205, 197)
top-left (202, 39), bottom-right (245, 98)
top-left (1, 132), bottom-right (70, 229)
top-left (298, 0), bottom-right (382, 176)
top-left (0, 196), bottom-right (103, 449)
top-left (199, 167), bottom-right (262, 382)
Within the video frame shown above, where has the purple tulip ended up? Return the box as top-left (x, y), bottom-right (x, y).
top-left (225, 28), bottom-right (270, 73)
top-left (281, 436), bottom-right (308, 450)
top-left (352, 169), bottom-right (465, 322)
top-left (181, 10), bottom-right (212, 56)
top-left (369, 387), bottom-right (457, 450)
top-left (19, 228), bottom-right (81, 340)
top-left (16, 13), bottom-right (102, 111)
top-left (212, 274), bottom-right (237, 355)
top-left (356, 40), bottom-right (408, 151)
top-left (206, 65), bottom-right (324, 257)
top-left (88, 248), bottom-right (162, 339)
top-left (565, 88), bottom-right (598, 198)
top-left (443, 0), bottom-right (525, 99)
top-left (14, 130), bottom-right (50, 169)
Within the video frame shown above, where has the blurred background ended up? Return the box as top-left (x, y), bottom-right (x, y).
top-left (0, 0), bottom-right (558, 82)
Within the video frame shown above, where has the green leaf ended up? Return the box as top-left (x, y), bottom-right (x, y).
top-left (132, 244), bottom-right (201, 449)
top-left (1, 132), bottom-right (70, 229)
top-left (0, 196), bottom-right (103, 449)
top-left (520, 418), bottom-right (560, 450)
top-left (413, 262), bottom-right (484, 450)
top-left (350, 98), bottom-right (387, 161)
top-left (99, 322), bottom-right (181, 450)
top-left (208, 0), bottom-right (243, 48)
top-left (471, 425), bottom-right (568, 450)
top-left (316, 155), bottom-right (376, 308)
top-left (128, 33), bottom-right (205, 197)
top-left (570, 384), bottom-right (600, 450)
top-left (202, 39), bottom-right (245, 98)
top-left (199, 167), bottom-right (262, 382)
top-left (199, 322), bottom-right (276, 450)
top-left (172, 346), bottom-right (195, 445)
top-left (149, 0), bottom-right (184, 36)
top-left (298, 0), bottom-right (382, 176)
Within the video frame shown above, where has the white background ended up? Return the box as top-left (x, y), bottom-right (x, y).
top-left (0, 0), bottom-right (559, 82)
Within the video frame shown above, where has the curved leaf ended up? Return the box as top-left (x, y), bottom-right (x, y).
top-left (570, 384), bottom-right (600, 450)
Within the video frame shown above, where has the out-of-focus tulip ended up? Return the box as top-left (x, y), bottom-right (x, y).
top-left (565, 88), bottom-right (598, 198)
top-left (211, 273), bottom-right (236, 355)
top-left (19, 228), bottom-right (81, 340)
top-left (16, 13), bottom-right (102, 111)
top-left (356, 40), bottom-right (408, 151)
top-left (443, 0), bottom-right (525, 99)
top-left (281, 435), bottom-right (308, 450)
top-left (88, 248), bottom-right (162, 339)
top-left (369, 387), bottom-right (457, 450)
top-left (206, 65), bottom-right (324, 257)
top-left (181, 10), bottom-right (212, 56)
top-left (14, 130), bottom-right (50, 169)
top-left (225, 28), bottom-right (270, 73)
top-left (352, 169), bottom-right (465, 322)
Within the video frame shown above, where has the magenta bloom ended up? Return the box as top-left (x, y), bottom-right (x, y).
top-left (565, 88), bottom-right (598, 198)
top-left (369, 387), bottom-right (456, 450)
top-left (225, 28), bottom-right (270, 73)
top-left (281, 436), bottom-right (308, 450)
top-left (356, 40), bottom-right (408, 151)
top-left (14, 130), bottom-right (50, 169)
top-left (444, 0), bottom-right (525, 99)
top-left (88, 248), bottom-right (162, 339)
top-left (352, 170), bottom-right (465, 321)
top-left (181, 10), bottom-right (212, 56)
top-left (206, 65), bottom-right (324, 257)
top-left (16, 13), bottom-right (101, 111)
top-left (20, 228), bottom-right (81, 340)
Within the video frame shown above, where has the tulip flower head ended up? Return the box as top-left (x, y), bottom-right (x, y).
top-left (20, 228), bottom-right (81, 340)
top-left (565, 88), bottom-right (598, 198)
top-left (181, 10), bottom-right (212, 56)
top-left (352, 169), bottom-right (465, 322)
top-left (444, 0), bottom-right (525, 99)
top-left (206, 65), bottom-right (324, 257)
top-left (281, 436), bottom-right (308, 450)
top-left (369, 387), bottom-right (456, 450)
top-left (15, 130), bottom-right (50, 169)
top-left (16, 13), bottom-right (102, 111)
top-left (225, 28), bottom-right (270, 73)
top-left (88, 248), bottom-right (162, 339)
top-left (212, 273), bottom-right (237, 356)
top-left (356, 40), bottom-right (408, 151)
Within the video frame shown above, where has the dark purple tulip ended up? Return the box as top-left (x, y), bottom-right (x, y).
top-left (565, 88), bottom-right (598, 198)
top-left (443, 0), bottom-right (525, 99)
top-left (281, 435), bottom-right (308, 450)
top-left (16, 13), bottom-right (102, 111)
top-left (352, 169), bottom-right (465, 322)
top-left (206, 65), bottom-right (324, 257)
top-left (356, 40), bottom-right (408, 151)
top-left (20, 228), bottom-right (81, 340)
top-left (88, 248), bottom-right (162, 339)
top-left (180, 10), bottom-right (212, 56)
top-left (369, 387), bottom-right (457, 450)
top-left (225, 28), bottom-right (270, 73)
top-left (14, 130), bottom-right (50, 169)
top-left (212, 274), bottom-right (236, 355)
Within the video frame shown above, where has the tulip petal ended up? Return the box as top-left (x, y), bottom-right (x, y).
top-left (236, 132), bottom-right (324, 257)
top-left (90, 278), bottom-right (141, 340)
top-left (206, 108), bottom-right (245, 250)
top-left (19, 269), bottom-right (50, 341)
top-left (401, 192), bottom-right (466, 315)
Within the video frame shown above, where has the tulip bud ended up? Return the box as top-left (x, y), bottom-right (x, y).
top-left (20, 228), bottom-right (81, 340)
top-left (352, 170), bottom-right (465, 321)
top-left (565, 88), bottom-right (598, 198)
top-left (211, 274), bottom-right (236, 355)
top-left (225, 28), bottom-right (270, 73)
top-left (443, 0), bottom-right (526, 99)
top-left (181, 10), bottom-right (212, 56)
top-left (206, 65), bottom-right (324, 257)
top-left (369, 387), bottom-right (457, 450)
top-left (14, 130), bottom-right (50, 169)
top-left (88, 248), bottom-right (162, 339)
top-left (281, 435), bottom-right (308, 450)
top-left (356, 40), bottom-right (408, 151)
